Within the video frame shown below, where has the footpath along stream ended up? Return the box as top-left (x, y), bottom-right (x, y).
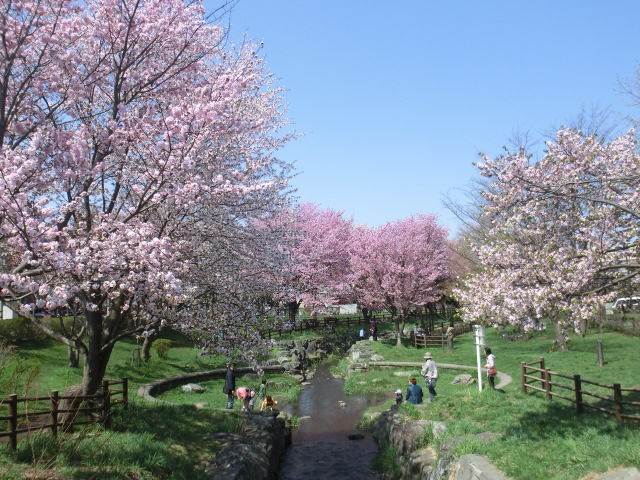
top-left (278, 362), bottom-right (387, 480)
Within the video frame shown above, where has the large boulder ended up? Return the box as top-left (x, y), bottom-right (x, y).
top-left (181, 383), bottom-right (205, 393)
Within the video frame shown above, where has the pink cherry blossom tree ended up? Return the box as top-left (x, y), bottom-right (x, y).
top-left (275, 203), bottom-right (355, 323)
top-left (456, 129), bottom-right (640, 351)
top-left (350, 215), bottom-right (451, 346)
top-left (0, 0), bottom-right (294, 394)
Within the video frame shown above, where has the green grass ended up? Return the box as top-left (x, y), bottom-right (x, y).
top-left (2, 321), bottom-right (640, 479)
top-left (156, 372), bottom-right (302, 408)
top-left (2, 329), bottom-right (234, 397)
top-left (351, 326), bottom-right (640, 480)
top-left (0, 328), bottom-right (263, 478)
top-left (1, 402), bottom-right (245, 479)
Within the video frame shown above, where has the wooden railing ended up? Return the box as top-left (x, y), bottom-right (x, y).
top-left (260, 314), bottom-right (391, 339)
top-left (0, 378), bottom-right (128, 450)
top-left (521, 358), bottom-right (640, 423)
top-left (411, 333), bottom-right (451, 350)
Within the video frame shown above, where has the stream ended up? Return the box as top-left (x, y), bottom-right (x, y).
top-left (278, 363), bottom-right (386, 480)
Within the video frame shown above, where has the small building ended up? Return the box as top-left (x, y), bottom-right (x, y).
top-left (1, 301), bottom-right (19, 320)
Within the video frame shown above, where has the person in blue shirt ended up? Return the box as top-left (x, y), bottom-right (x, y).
top-left (406, 377), bottom-right (423, 404)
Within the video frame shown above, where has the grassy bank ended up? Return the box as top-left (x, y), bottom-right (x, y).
top-left (0, 327), bottom-right (303, 479)
top-left (349, 326), bottom-right (640, 480)
top-left (2, 321), bottom-right (639, 479)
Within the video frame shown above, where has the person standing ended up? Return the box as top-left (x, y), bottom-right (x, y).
top-left (420, 352), bottom-right (438, 402)
top-left (258, 379), bottom-right (267, 410)
top-left (484, 347), bottom-right (497, 389)
top-left (223, 363), bottom-right (236, 409)
top-left (405, 377), bottom-right (423, 404)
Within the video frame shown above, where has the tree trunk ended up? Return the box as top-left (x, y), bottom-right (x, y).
top-left (141, 335), bottom-right (153, 362)
top-left (67, 346), bottom-right (79, 368)
top-left (288, 301), bottom-right (300, 324)
top-left (389, 307), bottom-right (402, 347)
top-left (427, 302), bottom-right (437, 332)
top-left (553, 319), bottom-right (569, 352)
top-left (396, 316), bottom-right (406, 347)
top-left (81, 311), bottom-right (115, 395)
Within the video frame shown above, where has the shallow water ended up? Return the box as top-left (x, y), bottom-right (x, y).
top-left (278, 363), bottom-right (386, 480)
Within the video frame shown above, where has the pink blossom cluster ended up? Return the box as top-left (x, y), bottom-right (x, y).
top-left (350, 214), bottom-right (451, 344)
top-left (456, 129), bottom-right (639, 347)
top-left (0, 0), bottom-right (293, 393)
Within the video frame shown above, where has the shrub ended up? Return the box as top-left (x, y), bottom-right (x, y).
top-left (0, 318), bottom-right (48, 342)
top-left (153, 339), bottom-right (172, 359)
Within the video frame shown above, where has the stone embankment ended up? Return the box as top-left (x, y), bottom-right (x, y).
top-left (203, 411), bottom-right (290, 480)
top-left (137, 332), bottom-right (358, 480)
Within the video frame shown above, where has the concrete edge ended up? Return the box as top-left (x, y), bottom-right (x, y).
top-left (367, 361), bottom-right (513, 389)
top-left (136, 365), bottom-right (286, 404)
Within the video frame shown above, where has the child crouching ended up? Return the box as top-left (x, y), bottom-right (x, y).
top-left (260, 395), bottom-right (278, 411)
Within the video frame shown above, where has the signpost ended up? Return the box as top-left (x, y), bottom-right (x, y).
top-left (473, 325), bottom-right (485, 391)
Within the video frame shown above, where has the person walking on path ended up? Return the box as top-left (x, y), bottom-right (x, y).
top-left (420, 352), bottom-right (438, 402)
top-left (484, 347), bottom-right (497, 389)
top-left (223, 363), bottom-right (236, 409)
top-left (405, 377), bottom-right (423, 404)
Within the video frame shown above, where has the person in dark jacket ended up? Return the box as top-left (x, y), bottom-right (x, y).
top-left (223, 363), bottom-right (236, 409)
top-left (406, 377), bottom-right (423, 404)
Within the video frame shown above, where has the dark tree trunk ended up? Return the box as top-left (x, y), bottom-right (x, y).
top-left (68, 346), bottom-right (79, 368)
top-left (427, 302), bottom-right (437, 332)
top-left (288, 301), bottom-right (300, 324)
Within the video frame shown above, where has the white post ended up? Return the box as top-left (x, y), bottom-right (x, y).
top-left (473, 325), bottom-right (485, 391)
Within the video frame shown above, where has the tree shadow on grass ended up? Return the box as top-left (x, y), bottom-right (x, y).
top-left (502, 400), bottom-right (636, 442)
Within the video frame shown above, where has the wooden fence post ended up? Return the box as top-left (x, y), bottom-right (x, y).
top-left (7, 394), bottom-right (17, 451)
top-left (596, 339), bottom-right (604, 367)
top-left (521, 362), bottom-right (527, 394)
top-left (573, 375), bottom-right (583, 415)
top-left (122, 378), bottom-right (129, 409)
top-left (102, 380), bottom-right (111, 429)
top-left (544, 368), bottom-right (552, 401)
top-left (613, 383), bottom-right (623, 423)
top-left (539, 357), bottom-right (546, 385)
top-left (50, 390), bottom-right (59, 436)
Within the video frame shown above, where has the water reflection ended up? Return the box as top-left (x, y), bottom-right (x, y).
top-left (279, 363), bottom-right (386, 480)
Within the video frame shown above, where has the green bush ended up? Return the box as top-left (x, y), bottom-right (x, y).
top-left (0, 317), bottom-right (48, 342)
top-left (153, 339), bottom-right (172, 359)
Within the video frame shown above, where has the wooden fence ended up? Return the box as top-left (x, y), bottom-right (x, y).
top-left (260, 314), bottom-right (391, 339)
top-left (0, 378), bottom-right (128, 450)
top-left (521, 358), bottom-right (640, 423)
top-left (411, 333), bottom-right (452, 351)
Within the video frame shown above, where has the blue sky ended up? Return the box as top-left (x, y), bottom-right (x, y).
top-left (205, 0), bottom-right (640, 235)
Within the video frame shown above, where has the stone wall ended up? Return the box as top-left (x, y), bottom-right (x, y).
top-left (137, 332), bottom-right (359, 479)
top-left (371, 407), bottom-right (510, 479)
top-left (369, 390), bottom-right (640, 480)
top-left (203, 411), bottom-right (291, 480)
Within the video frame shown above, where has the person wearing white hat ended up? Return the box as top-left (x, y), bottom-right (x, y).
top-left (395, 389), bottom-right (403, 405)
top-left (420, 352), bottom-right (438, 402)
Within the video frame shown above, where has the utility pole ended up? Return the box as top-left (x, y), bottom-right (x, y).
top-left (473, 325), bottom-right (485, 391)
